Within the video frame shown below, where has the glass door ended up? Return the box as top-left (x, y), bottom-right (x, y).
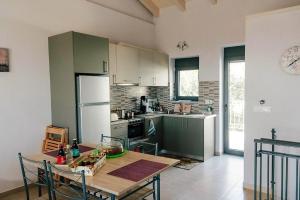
top-left (224, 46), bottom-right (245, 156)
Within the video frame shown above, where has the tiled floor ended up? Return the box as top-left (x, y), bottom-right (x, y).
top-left (1, 155), bottom-right (251, 200)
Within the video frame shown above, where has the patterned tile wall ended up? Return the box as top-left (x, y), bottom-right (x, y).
top-left (110, 86), bottom-right (156, 111)
top-left (110, 81), bottom-right (219, 113)
top-left (151, 81), bottom-right (219, 113)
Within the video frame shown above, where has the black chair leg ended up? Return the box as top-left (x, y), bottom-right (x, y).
top-left (37, 168), bottom-right (44, 197)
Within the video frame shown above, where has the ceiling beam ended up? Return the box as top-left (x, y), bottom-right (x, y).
top-left (139, 0), bottom-right (160, 17)
top-left (175, 0), bottom-right (186, 11)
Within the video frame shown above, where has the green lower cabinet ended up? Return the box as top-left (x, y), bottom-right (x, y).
top-left (163, 116), bottom-right (215, 161)
top-left (144, 116), bottom-right (163, 150)
top-left (163, 117), bottom-right (181, 153)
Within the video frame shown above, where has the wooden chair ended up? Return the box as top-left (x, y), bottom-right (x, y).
top-left (18, 153), bottom-right (51, 200)
top-left (43, 125), bottom-right (68, 153)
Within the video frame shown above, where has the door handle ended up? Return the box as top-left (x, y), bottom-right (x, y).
top-left (103, 61), bottom-right (108, 73)
top-left (224, 104), bottom-right (228, 112)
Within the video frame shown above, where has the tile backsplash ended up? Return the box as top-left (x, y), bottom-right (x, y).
top-left (110, 81), bottom-right (219, 113)
top-left (110, 86), bottom-right (156, 111)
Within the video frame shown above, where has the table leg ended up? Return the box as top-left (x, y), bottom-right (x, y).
top-left (156, 174), bottom-right (160, 200)
top-left (111, 194), bottom-right (116, 200)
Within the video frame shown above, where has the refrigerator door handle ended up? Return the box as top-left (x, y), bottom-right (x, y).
top-left (79, 102), bottom-right (110, 107)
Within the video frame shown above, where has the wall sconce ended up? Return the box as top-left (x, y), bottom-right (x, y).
top-left (177, 41), bottom-right (189, 51)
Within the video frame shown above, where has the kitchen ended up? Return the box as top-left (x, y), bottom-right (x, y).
top-left (49, 31), bottom-right (216, 162)
top-left (1, 0), bottom-right (300, 200)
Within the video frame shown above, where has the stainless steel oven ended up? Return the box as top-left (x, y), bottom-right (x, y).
top-left (128, 118), bottom-right (144, 140)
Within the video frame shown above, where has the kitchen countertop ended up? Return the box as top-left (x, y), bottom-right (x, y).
top-left (110, 113), bottom-right (217, 124)
top-left (136, 113), bottom-right (217, 119)
top-left (111, 119), bottom-right (129, 125)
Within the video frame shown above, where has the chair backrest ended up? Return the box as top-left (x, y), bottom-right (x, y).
top-left (47, 162), bottom-right (88, 200)
top-left (18, 153), bottom-right (51, 200)
top-left (129, 141), bottom-right (158, 156)
top-left (101, 134), bottom-right (127, 149)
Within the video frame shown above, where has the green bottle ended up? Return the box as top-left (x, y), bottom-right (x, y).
top-left (71, 139), bottom-right (80, 158)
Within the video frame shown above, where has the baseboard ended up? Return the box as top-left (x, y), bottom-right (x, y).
top-left (0, 185), bottom-right (25, 198)
top-left (160, 149), bottom-right (204, 161)
top-left (0, 184), bottom-right (36, 198)
top-left (243, 182), bottom-right (275, 199)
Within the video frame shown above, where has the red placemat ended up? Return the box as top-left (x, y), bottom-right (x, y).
top-left (44, 145), bottom-right (94, 157)
top-left (108, 159), bottom-right (168, 182)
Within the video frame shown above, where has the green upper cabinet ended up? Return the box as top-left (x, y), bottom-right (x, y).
top-left (73, 32), bottom-right (109, 74)
top-left (49, 31), bottom-right (109, 142)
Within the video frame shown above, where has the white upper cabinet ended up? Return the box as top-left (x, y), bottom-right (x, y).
top-left (109, 43), bottom-right (117, 85)
top-left (153, 52), bottom-right (169, 86)
top-left (139, 49), bottom-right (154, 86)
top-left (108, 42), bottom-right (169, 86)
top-left (116, 45), bottom-right (139, 84)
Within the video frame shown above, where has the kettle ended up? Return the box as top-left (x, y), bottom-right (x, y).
top-left (111, 113), bottom-right (119, 122)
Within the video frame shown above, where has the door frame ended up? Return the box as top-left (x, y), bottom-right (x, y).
top-left (223, 46), bottom-right (245, 156)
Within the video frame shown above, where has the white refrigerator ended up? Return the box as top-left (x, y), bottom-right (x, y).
top-left (77, 75), bottom-right (111, 144)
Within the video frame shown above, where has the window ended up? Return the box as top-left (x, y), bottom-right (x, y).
top-left (175, 57), bottom-right (199, 101)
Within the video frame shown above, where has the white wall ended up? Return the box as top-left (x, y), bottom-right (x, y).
top-left (0, 0), bottom-right (155, 49)
top-left (0, 18), bottom-right (51, 192)
top-left (154, 0), bottom-right (300, 154)
top-left (244, 6), bottom-right (300, 197)
top-left (0, 0), bottom-right (155, 193)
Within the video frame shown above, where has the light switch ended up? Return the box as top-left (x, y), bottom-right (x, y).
top-left (253, 106), bottom-right (272, 113)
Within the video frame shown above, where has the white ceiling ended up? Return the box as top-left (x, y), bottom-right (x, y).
top-left (87, 0), bottom-right (153, 23)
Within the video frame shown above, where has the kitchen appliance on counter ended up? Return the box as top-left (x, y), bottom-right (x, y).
top-left (128, 118), bottom-right (145, 141)
top-left (148, 98), bottom-right (158, 112)
top-left (110, 113), bottom-right (119, 122)
top-left (140, 96), bottom-right (147, 114)
top-left (77, 75), bottom-right (111, 144)
top-left (140, 96), bottom-right (158, 113)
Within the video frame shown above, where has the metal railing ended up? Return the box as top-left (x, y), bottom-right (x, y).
top-left (229, 100), bottom-right (244, 130)
top-left (254, 130), bottom-right (300, 200)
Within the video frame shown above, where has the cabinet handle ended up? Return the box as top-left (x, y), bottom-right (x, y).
top-left (113, 74), bottom-right (116, 84)
top-left (103, 61), bottom-right (108, 73)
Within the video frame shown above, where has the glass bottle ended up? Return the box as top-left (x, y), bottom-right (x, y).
top-left (71, 138), bottom-right (80, 159)
top-left (65, 144), bottom-right (72, 164)
top-left (56, 144), bottom-right (66, 164)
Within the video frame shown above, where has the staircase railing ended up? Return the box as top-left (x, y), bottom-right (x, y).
top-left (254, 131), bottom-right (300, 200)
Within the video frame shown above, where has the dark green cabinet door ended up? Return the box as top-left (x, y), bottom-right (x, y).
top-left (154, 117), bottom-right (163, 150)
top-left (73, 32), bottom-right (109, 74)
top-left (183, 118), bottom-right (204, 157)
top-left (163, 117), bottom-right (182, 152)
top-left (145, 117), bottom-right (163, 150)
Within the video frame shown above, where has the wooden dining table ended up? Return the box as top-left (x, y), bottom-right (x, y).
top-left (28, 144), bottom-right (179, 200)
